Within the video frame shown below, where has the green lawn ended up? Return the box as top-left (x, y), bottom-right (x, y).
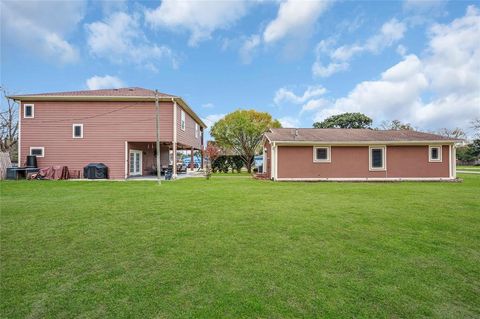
top-left (1, 175), bottom-right (479, 318)
top-left (457, 165), bottom-right (480, 171)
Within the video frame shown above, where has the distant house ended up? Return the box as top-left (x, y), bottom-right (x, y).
top-left (9, 88), bottom-right (206, 179)
top-left (263, 128), bottom-right (461, 181)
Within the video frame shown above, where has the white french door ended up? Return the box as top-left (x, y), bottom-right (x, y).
top-left (129, 150), bottom-right (142, 176)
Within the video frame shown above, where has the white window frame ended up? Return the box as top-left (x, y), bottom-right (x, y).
top-left (369, 146), bottom-right (386, 171)
top-left (29, 146), bottom-right (44, 158)
top-left (72, 124), bottom-right (83, 139)
top-left (181, 110), bottom-right (186, 131)
top-left (195, 123), bottom-right (199, 138)
top-left (313, 146), bottom-right (331, 163)
top-left (429, 145), bottom-right (442, 162)
top-left (24, 104), bottom-right (34, 118)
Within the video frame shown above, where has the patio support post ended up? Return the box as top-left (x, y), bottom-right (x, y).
top-left (190, 147), bottom-right (194, 170)
top-left (172, 98), bottom-right (178, 179)
top-left (155, 90), bottom-right (161, 185)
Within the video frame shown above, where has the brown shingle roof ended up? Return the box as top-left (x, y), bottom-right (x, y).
top-left (265, 128), bottom-right (461, 143)
top-left (15, 87), bottom-right (175, 98)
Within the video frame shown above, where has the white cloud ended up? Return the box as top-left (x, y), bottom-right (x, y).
top-left (145, 0), bottom-right (249, 46)
top-left (274, 85), bottom-right (327, 105)
top-left (0, 0), bottom-right (84, 63)
top-left (312, 6), bottom-right (480, 131)
top-left (86, 75), bottom-right (125, 90)
top-left (301, 98), bottom-right (329, 113)
top-left (313, 18), bottom-right (407, 77)
top-left (202, 114), bottom-right (226, 129)
top-left (263, 0), bottom-right (331, 44)
top-left (278, 116), bottom-right (300, 128)
top-left (202, 103), bottom-right (215, 109)
top-left (86, 12), bottom-right (177, 70)
top-left (239, 35), bottom-right (261, 64)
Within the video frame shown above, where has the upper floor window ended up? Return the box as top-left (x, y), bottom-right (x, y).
top-left (195, 123), bottom-right (199, 138)
top-left (30, 147), bottom-right (44, 158)
top-left (369, 146), bottom-right (386, 171)
top-left (24, 104), bottom-right (34, 118)
top-left (181, 110), bottom-right (186, 131)
top-left (429, 146), bottom-right (442, 162)
top-left (73, 124), bottom-right (83, 138)
top-left (313, 146), bottom-right (331, 163)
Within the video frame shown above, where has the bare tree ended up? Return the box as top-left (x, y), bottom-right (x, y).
top-left (0, 86), bottom-right (19, 161)
top-left (471, 118), bottom-right (480, 138)
top-left (380, 119), bottom-right (414, 131)
top-left (436, 127), bottom-right (466, 139)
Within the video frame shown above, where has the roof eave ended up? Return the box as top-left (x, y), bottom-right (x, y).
top-left (270, 140), bottom-right (461, 145)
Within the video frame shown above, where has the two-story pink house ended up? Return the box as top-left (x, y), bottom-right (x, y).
top-left (10, 87), bottom-right (206, 179)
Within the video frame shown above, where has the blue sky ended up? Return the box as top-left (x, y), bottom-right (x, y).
top-left (1, 0), bottom-right (479, 138)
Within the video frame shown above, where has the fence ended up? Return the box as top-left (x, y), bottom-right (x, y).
top-left (0, 152), bottom-right (12, 180)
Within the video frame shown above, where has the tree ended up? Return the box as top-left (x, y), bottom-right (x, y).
top-left (210, 109), bottom-right (281, 173)
top-left (471, 118), bottom-right (480, 138)
top-left (457, 139), bottom-right (480, 163)
top-left (436, 127), bottom-right (466, 140)
top-left (313, 112), bottom-right (372, 129)
top-left (380, 119), bottom-right (414, 131)
top-left (0, 87), bottom-right (19, 161)
top-left (204, 143), bottom-right (221, 179)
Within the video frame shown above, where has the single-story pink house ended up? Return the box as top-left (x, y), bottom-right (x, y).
top-left (263, 128), bottom-right (460, 181)
top-left (9, 87), bottom-right (206, 179)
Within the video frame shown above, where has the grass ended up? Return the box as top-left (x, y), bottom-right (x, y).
top-left (457, 165), bottom-right (480, 171)
top-left (1, 175), bottom-right (479, 318)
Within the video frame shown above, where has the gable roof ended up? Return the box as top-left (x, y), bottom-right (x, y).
top-left (10, 87), bottom-right (175, 98)
top-left (8, 87), bottom-right (206, 128)
top-left (265, 128), bottom-right (461, 144)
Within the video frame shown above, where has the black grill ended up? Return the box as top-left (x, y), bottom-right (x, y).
top-left (83, 163), bottom-right (108, 179)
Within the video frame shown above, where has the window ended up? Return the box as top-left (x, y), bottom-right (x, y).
top-left (181, 110), bottom-right (186, 131)
top-left (429, 145), bottom-right (442, 162)
top-left (29, 147), bottom-right (44, 158)
top-left (72, 124), bottom-right (83, 138)
top-left (313, 146), bottom-right (331, 163)
top-left (24, 104), bottom-right (34, 118)
top-left (195, 123), bottom-right (199, 138)
top-left (369, 146), bottom-right (386, 171)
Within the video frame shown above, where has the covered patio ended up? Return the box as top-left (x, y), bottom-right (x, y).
top-left (125, 141), bottom-right (203, 179)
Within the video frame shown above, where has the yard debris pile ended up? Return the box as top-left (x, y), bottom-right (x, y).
top-left (29, 166), bottom-right (69, 180)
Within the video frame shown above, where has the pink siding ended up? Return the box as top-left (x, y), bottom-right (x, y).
top-left (176, 104), bottom-right (203, 150)
top-left (276, 145), bottom-right (450, 179)
top-left (20, 101), bottom-right (174, 179)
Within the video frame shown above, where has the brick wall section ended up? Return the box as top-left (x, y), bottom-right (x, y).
top-left (20, 100), bottom-right (174, 179)
top-left (276, 145), bottom-right (450, 179)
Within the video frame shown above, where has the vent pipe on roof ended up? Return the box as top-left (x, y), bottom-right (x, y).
top-left (294, 129), bottom-right (299, 138)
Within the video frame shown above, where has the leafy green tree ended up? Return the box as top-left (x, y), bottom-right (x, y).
top-left (313, 112), bottom-right (372, 129)
top-left (211, 109), bottom-right (281, 173)
top-left (457, 140), bottom-right (480, 162)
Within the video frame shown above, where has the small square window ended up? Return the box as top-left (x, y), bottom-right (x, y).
top-left (30, 147), bottom-right (44, 157)
top-left (73, 124), bottom-right (83, 138)
top-left (24, 104), bottom-right (34, 118)
top-left (313, 146), bottom-right (331, 162)
top-left (429, 146), bottom-right (442, 162)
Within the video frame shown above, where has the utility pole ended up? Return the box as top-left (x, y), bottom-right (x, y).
top-left (155, 90), bottom-right (161, 185)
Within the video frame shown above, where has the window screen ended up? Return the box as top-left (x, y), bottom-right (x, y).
top-left (431, 147), bottom-right (439, 159)
top-left (316, 148), bottom-right (328, 160)
top-left (371, 148), bottom-right (383, 168)
top-left (74, 125), bottom-right (82, 138)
